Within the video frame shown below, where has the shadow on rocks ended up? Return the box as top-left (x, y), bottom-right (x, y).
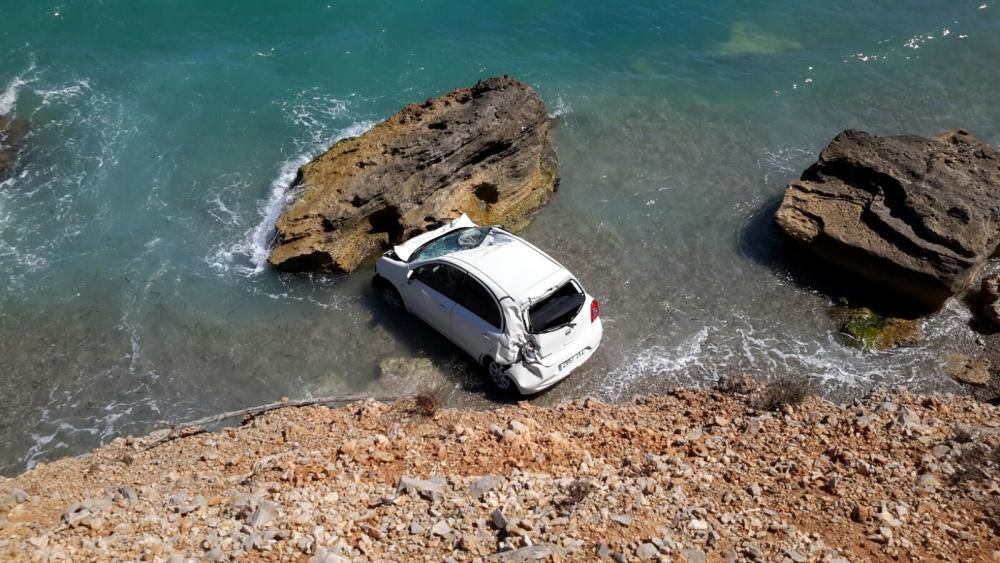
top-left (738, 196), bottom-right (930, 320)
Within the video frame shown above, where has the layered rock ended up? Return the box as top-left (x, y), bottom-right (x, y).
top-left (268, 76), bottom-right (558, 273)
top-left (775, 129), bottom-right (1000, 311)
top-left (0, 114), bottom-right (30, 177)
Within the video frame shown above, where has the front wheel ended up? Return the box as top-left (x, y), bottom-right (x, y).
top-left (486, 358), bottom-right (513, 391)
top-left (373, 276), bottom-right (404, 310)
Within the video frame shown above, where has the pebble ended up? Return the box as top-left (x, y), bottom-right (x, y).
top-left (430, 520), bottom-right (451, 537)
top-left (636, 543), bottom-right (659, 560)
top-left (509, 420), bottom-right (529, 434)
top-left (469, 475), bottom-right (504, 499)
top-left (852, 504), bottom-right (872, 523)
top-left (491, 508), bottom-right (509, 530)
top-left (785, 549), bottom-right (806, 562)
top-left (877, 402), bottom-right (897, 413)
top-left (688, 518), bottom-right (709, 531)
top-left (495, 543), bottom-right (560, 561)
top-left (398, 475), bottom-right (445, 502)
top-left (916, 473), bottom-right (939, 491)
top-left (610, 514), bottom-right (633, 527)
top-left (896, 407), bottom-right (920, 427)
top-left (247, 505), bottom-right (272, 529)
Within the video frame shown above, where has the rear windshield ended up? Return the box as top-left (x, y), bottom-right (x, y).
top-left (408, 227), bottom-right (491, 262)
top-left (527, 281), bottom-right (585, 333)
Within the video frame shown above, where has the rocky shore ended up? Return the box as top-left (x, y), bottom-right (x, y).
top-left (1, 381), bottom-right (996, 562)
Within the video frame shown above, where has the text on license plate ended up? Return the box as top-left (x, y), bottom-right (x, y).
top-left (559, 349), bottom-right (588, 372)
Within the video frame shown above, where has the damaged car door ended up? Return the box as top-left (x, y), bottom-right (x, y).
top-left (449, 271), bottom-right (504, 362)
top-left (408, 262), bottom-right (461, 335)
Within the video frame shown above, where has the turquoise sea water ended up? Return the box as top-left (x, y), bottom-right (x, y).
top-left (1, 1), bottom-right (999, 473)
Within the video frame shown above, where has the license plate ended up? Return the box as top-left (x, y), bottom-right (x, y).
top-left (559, 349), bottom-right (588, 372)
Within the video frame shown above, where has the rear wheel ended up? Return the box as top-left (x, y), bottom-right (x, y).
top-left (373, 276), bottom-right (403, 310)
top-left (485, 358), bottom-right (513, 391)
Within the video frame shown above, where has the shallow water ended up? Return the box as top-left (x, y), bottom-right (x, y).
top-left (1, 1), bottom-right (999, 474)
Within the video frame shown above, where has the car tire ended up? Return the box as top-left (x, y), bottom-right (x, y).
top-left (373, 275), bottom-right (404, 310)
top-left (485, 357), bottom-right (513, 392)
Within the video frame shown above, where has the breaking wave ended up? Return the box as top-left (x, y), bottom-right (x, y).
top-left (206, 89), bottom-right (374, 277)
top-left (0, 62), bottom-right (36, 115)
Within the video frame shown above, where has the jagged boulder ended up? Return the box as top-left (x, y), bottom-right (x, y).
top-left (0, 113), bottom-right (30, 177)
top-left (979, 273), bottom-right (1000, 327)
top-left (775, 129), bottom-right (1000, 311)
top-left (268, 76), bottom-right (558, 273)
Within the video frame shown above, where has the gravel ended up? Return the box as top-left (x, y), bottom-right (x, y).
top-left (0, 386), bottom-right (996, 561)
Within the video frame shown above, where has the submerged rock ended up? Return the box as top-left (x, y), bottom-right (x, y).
top-left (943, 353), bottom-right (990, 386)
top-left (268, 76), bottom-right (558, 273)
top-left (714, 22), bottom-right (802, 55)
top-left (374, 357), bottom-right (450, 395)
top-left (0, 113), bottom-right (30, 177)
top-left (829, 305), bottom-right (921, 350)
top-left (775, 129), bottom-right (1000, 311)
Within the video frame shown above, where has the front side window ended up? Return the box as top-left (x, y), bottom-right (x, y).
top-left (527, 281), bottom-right (585, 333)
top-left (455, 277), bottom-right (502, 329)
top-left (412, 263), bottom-right (463, 301)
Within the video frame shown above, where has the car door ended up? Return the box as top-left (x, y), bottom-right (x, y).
top-left (407, 263), bottom-right (461, 336)
top-left (449, 272), bottom-right (505, 362)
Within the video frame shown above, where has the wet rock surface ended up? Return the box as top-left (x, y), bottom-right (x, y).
top-left (775, 129), bottom-right (1000, 311)
top-left (0, 387), bottom-right (996, 561)
top-left (268, 76), bottom-right (558, 273)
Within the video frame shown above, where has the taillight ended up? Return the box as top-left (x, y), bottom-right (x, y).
top-left (590, 299), bottom-right (600, 322)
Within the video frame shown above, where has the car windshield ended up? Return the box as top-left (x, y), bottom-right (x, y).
top-left (527, 281), bottom-right (585, 333)
top-left (408, 226), bottom-right (492, 262)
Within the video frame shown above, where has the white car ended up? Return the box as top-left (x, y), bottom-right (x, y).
top-left (373, 214), bottom-right (602, 394)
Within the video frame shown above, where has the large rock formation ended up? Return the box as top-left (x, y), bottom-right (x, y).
top-left (268, 76), bottom-right (558, 273)
top-left (0, 113), bottom-right (30, 177)
top-left (774, 129), bottom-right (1000, 311)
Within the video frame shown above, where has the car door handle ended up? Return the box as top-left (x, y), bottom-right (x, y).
top-left (439, 303), bottom-right (449, 309)
top-left (481, 332), bottom-right (491, 340)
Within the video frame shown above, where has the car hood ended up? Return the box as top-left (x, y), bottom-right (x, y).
top-left (392, 213), bottom-right (476, 262)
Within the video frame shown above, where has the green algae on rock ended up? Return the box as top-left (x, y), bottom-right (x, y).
top-left (829, 305), bottom-right (922, 350)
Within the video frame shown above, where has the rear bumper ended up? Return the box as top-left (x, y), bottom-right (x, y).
top-left (506, 318), bottom-right (603, 395)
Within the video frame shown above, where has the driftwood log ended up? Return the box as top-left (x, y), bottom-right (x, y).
top-left (141, 394), bottom-right (407, 450)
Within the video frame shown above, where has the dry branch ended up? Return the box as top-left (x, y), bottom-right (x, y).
top-left (141, 393), bottom-right (406, 450)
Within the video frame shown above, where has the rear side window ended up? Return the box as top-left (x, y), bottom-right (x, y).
top-left (528, 281), bottom-right (585, 333)
top-left (456, 277), bottom-right (502, 329)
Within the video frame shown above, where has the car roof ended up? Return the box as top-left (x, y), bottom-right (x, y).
top-left (443, 230), bottom-right (570, 304)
